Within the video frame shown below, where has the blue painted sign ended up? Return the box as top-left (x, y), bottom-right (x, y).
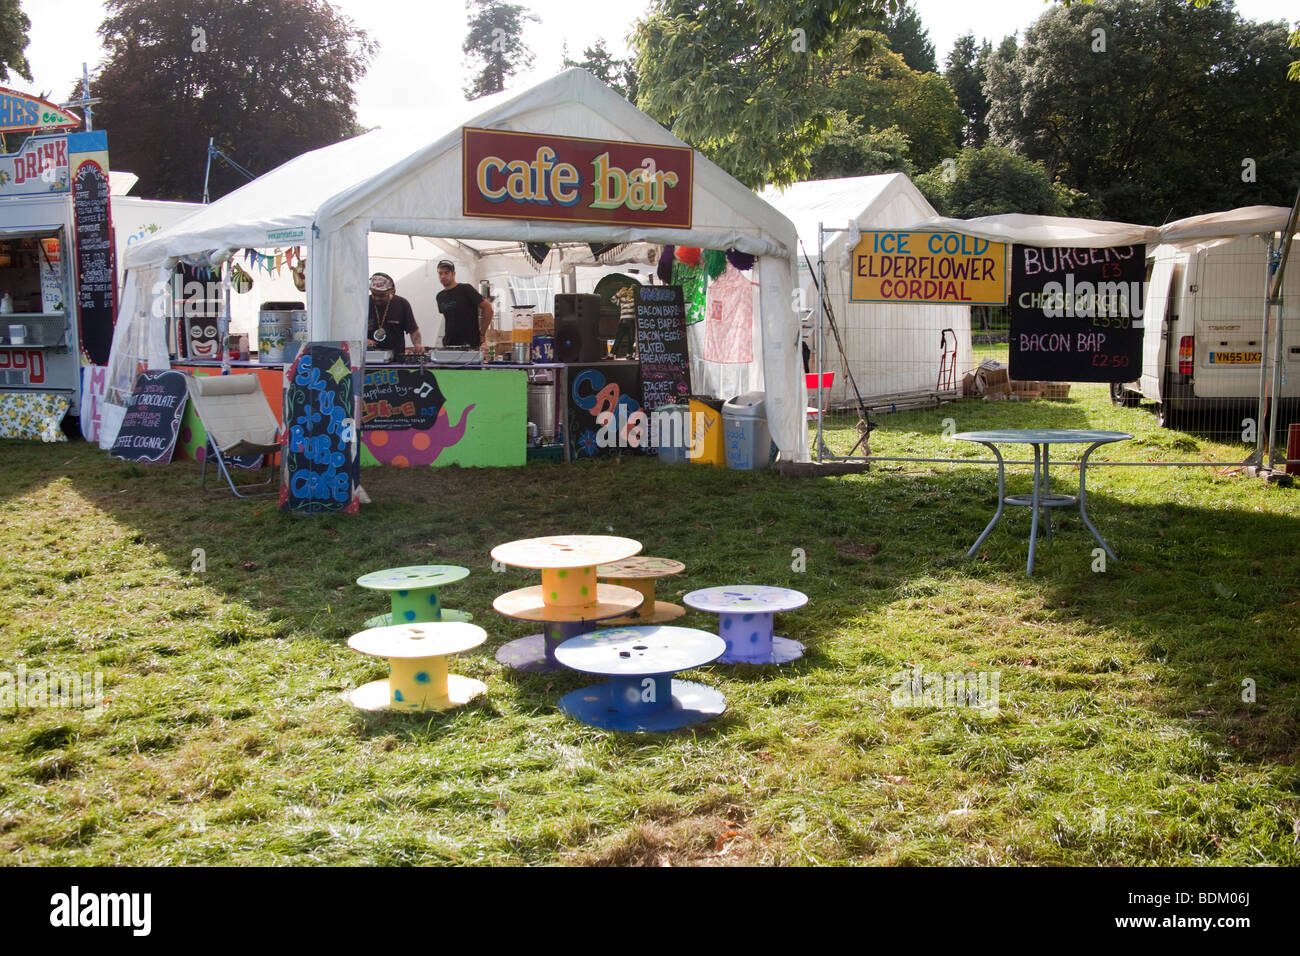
top-left (281, 343), bottom-right (360, 514)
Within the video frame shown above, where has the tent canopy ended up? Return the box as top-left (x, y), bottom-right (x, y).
top-left (114, 68), bottom-right (808, 460)
top-left (895, 205), bottom-right (1295, 249)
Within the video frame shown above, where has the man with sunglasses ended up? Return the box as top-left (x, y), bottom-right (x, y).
top-left (366, 272), bottom-right (423, 362)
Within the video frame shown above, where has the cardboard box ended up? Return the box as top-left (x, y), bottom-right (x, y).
top-left (962, 372), bottom-right (976, 397)
top-left (531, 312), bottom-right (555, 335)
top-left (1042, 382), bottom-right (1071, 400)
top-left (983, 389), bottom-right (1007, 401)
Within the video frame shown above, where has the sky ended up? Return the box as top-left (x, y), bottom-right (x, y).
top-left (18, 0), bottom-right (1300, 135)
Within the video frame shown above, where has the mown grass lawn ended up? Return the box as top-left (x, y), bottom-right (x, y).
top-left (1, 380), bottom-right (1297, 866)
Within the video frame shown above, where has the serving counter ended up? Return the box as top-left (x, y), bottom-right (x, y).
top-left (170, 357), bottom-right (643, 467)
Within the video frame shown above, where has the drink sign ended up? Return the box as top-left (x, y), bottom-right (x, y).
top-left (850, 231), bottom-right (1007, 305)
top-left (281, 343), bottom-right (360, 514)
top-left (109, 370), bottom-right (188, 464)
top-left (1008, 244), bottom-right (1145, 382)
top-left (634, 285), bottom-right (690, 411)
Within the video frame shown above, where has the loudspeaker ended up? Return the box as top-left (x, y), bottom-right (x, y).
top-left (554, 293), bottom-right (603, 363)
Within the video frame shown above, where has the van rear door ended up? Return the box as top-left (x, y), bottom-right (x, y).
top-left (1192, 236), bottom-right (1299, 399)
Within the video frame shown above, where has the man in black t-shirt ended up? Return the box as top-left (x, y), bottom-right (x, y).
top-left (435, 260), bottom-right (494, 348)
top-left (367, 273), bottom-right (423, 362)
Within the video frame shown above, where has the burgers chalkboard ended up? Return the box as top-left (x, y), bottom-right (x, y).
top-left (1009, 244), bottom-right (1145, 383)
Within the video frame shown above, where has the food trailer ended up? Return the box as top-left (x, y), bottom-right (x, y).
top-left (0, 94), bottom-right (200, 435)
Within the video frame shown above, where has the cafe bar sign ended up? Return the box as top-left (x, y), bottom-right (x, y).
top-left (463, 127), bottom-right (693, 229)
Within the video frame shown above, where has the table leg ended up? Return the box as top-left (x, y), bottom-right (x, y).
top-left (1042, 444), bottom-right (1053, 541)
top-left (1027, 444), bottom-right (1042, 575)
top-left (1078, 441), bottom-right (1117, 560)
top-left (967, 442), bottom-right (1006, 557)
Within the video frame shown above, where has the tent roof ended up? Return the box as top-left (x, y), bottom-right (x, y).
top-left (759, 174), bottom-right (934, 258)
top-left (895, 205), bottom-right (1294, 249)
top-left (126, 68), bottom-right (797, 269)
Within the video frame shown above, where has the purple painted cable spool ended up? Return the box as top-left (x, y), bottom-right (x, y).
top-left (682, 585), bottom-right (809, 665)
top-left (554, 625), bottom-right (727, 732)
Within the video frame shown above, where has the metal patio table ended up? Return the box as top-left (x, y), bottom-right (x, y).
top-left (953, 429), bottom-right (1132, 575)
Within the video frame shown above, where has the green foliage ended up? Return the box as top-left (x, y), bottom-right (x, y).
top-left (984, 0), bottom-right (1300, 224)
top-left (809, 116), bottom-right (914, 179)
top-left (0, 0), bottom-right (31, 82)
top-left (84, 0), bottom-right (374, 202)
top-left (632, 0), bottom-right (894, 189)
top-left (883, 0), bottom-right (936, 74)
top-left (462, 0), bottom-right (538, 100)
top-left (916, 145), bottom-right (1068, 218)
top-left (562, 38), bottom-right (637, 104)
top-left (810, 32), bottom-right (962, 178)
top-left (944, 33), bottom-right (992, 147)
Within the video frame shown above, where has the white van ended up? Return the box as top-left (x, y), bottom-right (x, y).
top-left (1111, 235), bottom-right (1300, 427)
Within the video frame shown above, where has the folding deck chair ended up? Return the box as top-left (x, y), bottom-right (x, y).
top-left (185, 373), bottom-right (282, 497)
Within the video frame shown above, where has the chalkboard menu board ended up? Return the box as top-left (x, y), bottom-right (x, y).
top-left (1009, 244), bottom-right (1145, 383)
top-left (567, 362), bottom-right (645, 459)
top-left (634, 285), bottom-right (690, 411)
top-left (72, 160), bottom-right (115, 366)
top-left (281, 343), bottom-right (360, 514)
top-left (361, 366), bottom-right (447, 431)
top-left (109, 370), bottom-right (188, 464)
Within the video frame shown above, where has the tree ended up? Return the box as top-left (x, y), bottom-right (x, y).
top-left (83, 0), bottom-right (374, 202)
top-left (915, 145), bottom-right (1066, 218)
top-left (811, 32), bottom-right (962, 176)
top-left (632, 0), bottom-right (892, 189)
top-left (883, 1), bottom-right (936, 74)
top-left (944, 33), bottom-right (991, 147)
top-left (0, 0), bottom-right (31, 82)
top-left (984, 0), bottom-right (1300, 224)
top-left (463, 0), bottom-right (538, 100)
top-left (562, 38), bottom-right (638, 104)
top-left (808, 116), bottom-right (914, 179)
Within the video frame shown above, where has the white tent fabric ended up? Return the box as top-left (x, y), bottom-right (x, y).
top-left (761, 174), bottom-right (975, 406)
top-left (898, 205), bottom-right (1295, 249)
top-left (117, 69), bottom-right (806, 460)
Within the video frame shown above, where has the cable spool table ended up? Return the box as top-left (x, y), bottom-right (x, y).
top-left (491, 535), bottom-right (645, 673)
top-left (683, 585), bottom-right (809, 664)
top-left (597, 556), bottom-right (687, 625)
top-left (554, 625), bottom-right (727, 732)
top-left (356, 565), bottom-right (474, 628)
top-left (346, 620), bottom-right (487, 712)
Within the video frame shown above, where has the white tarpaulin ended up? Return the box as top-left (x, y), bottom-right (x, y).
top-left (116, 68), bottom-right (806, 460)
top-left (900, 205), bottom-right (1295, 248)
top-left (761, 174), bottom-right (975, 406)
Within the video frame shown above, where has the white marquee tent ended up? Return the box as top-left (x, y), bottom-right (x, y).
top-left (109, 68), bottom-right (807, 460)
top-left (760, 174), bottom-right (975, 408)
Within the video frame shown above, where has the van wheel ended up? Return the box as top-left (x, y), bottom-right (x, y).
top-left (1110, 382), bottom-right (1138, 407)
top-left (1157, 401), bottom-right (1180, 429)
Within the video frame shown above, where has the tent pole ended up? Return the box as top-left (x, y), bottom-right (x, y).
top-left (816, 222), bottom-right (826, 462)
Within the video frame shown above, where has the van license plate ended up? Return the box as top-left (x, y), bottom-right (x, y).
top-left (1209, 351), bottom-right (1260, 365)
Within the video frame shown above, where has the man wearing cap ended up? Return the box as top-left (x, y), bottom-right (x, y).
top-left (435, 260), bottom-right (493, 348)
top-left (367, 272), bottom-right (423, 362)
